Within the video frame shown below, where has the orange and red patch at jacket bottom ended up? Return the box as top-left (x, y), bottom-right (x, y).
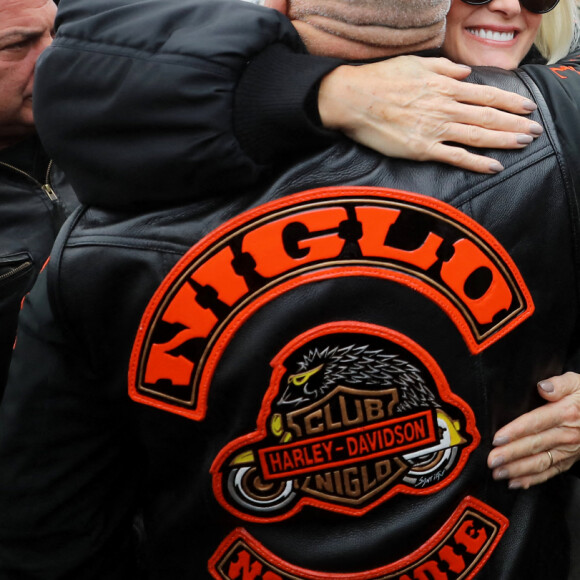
top-left (208, 496), bottom-right (508, 580)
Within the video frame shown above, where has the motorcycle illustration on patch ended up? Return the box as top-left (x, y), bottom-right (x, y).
top-left (211, 321), bottom-right (479, 522)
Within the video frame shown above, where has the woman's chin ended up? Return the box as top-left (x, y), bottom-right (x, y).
top-left (456, 45), bottom-right (521, 70)
top-left (472, 53), bottom-right (520, 69)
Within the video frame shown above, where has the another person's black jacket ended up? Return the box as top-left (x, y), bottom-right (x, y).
top-left (0, 137), bottom-right (77, 398)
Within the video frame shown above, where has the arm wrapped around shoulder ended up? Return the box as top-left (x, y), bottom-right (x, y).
top-left (34, 0), bottom-right (306, 207)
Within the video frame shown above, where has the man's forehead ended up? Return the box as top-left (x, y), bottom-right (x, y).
top-left (0, 0), bottom-right (55, 35)
top-left (0, 0), bottom-right (55, 19)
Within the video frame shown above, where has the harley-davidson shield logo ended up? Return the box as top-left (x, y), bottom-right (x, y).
top-left (211, 321), bottom-right (479, 522)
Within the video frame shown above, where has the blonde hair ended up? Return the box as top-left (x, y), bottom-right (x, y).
top-left (535, 0), bottom-right (580, 63)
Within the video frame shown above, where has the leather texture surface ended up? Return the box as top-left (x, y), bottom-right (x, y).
top-left (1, 63), bottom-right (578, 579)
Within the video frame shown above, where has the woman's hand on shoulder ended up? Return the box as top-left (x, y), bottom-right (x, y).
top-left (318, 56), bottom-right (544, 173)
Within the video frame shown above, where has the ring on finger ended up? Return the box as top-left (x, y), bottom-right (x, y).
top-left (546, 449), bottom-right (554, 469)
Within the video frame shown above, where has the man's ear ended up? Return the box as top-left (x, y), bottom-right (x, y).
top-left (264, 0), bottom-right (288, 15)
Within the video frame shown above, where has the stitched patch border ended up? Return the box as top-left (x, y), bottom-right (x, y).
top-left (129, 186), bottom-right (533, 420)
top-left (208, 496), bottom-right (508, 579)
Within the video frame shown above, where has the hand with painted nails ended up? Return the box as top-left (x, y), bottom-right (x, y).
top-left (318, 56), bottom-right (543, 175)
top-left (488, 372), bottom-right (580, 489)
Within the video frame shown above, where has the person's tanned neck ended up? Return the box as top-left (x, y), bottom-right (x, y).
top-left (287, 0), bottom-right (450, 59)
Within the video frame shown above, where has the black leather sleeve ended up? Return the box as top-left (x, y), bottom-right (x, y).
top-left (520, 51), bottom-right (580, 209)
top-left (0, 266), bottom-right (142, 578)
top-left (523, 52), bottom-right (580, 480)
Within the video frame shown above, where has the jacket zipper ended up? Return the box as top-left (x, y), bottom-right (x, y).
top-left (0, 260), bottom-right (32, 283)
top-left (0, 159), bottom-right (58, 202)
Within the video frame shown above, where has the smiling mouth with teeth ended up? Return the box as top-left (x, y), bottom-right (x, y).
top-left (467, 28), bottom-right (516, 41)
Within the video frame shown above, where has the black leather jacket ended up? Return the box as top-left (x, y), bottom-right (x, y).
top-left (1, 55), bottom-right (580, 579)
top-left (0, 137), bottom-right (77, 398)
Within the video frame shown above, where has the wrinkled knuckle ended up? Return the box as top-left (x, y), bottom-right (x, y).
top-left (560, 429), bottom-right (579, 445)
top-left (410, 121), bottom-right (442, 152)
top-left (478, 106), bottom-right (497, 127)
top-left (561, 402), bottom-right (580, 424)
top-left (425, 77), bottom-right (450, 96)
top-left (466, 124), bottom-right (484, 146)
top-left (480, 86), bottom-right (499, 105)
top-left (530, 437), bottom-right (544, 455)
top-left (428, 117), bottom-right (453, 140)
top-left (537, 471), bottom-right (550, 485)
top-left (401, 132), bottom-right (430, 161)
top-left (437, 56), bottom-right (454, 67)
top-left (412, 143), bottom-right (432, 161)
top-left (563, 371), bottom-right (580, 388)
top-left (444, 147), bottom-right (466, 165)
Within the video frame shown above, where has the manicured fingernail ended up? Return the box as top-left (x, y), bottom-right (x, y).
top-left (517, 134), bottom-right (533, 145)
top-left (523, 99), bottom-right (537, 111)
top-left (530, 122), bottom-right (543, 136)
top-left (495, 469), bottom-right (508, 480)
top-left (490, 456), bottom-right (505, 469)
top-left (508, 480), bottom-right (523, 489)
top-left (489, 161), bottom-right (504, 173)
top-left (457, 64), bottom-right (472, 70)
top-left (538, 380), bottom-right (554, 393)
top-left (493, 435), bottom-right (510, 446)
